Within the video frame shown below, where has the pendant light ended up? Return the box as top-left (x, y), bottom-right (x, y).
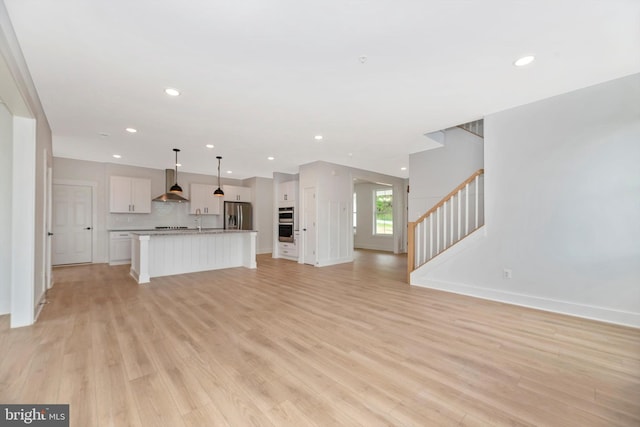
top-left (169, 148), bottom-right (183, 193)
top-left (213, 156), bottom-right (224, 196)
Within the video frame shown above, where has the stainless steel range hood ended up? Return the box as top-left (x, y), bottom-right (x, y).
top-left (152, 169), bottom-right (189, 202)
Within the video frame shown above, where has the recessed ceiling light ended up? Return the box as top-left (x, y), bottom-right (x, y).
top-left (205, 144), bottom-right (214, 149)
top-left (165, 88), bottom-right (180, 96)
top-left (226, 170), bottom-right (232, 174)
top-left (314, 135), bottom-right (323, 140)
top-left (112, 154), bottom-right (121, 159)
top-left (125, 127), bottom-right (137, 133)
top-left (401, 167), bottom-right (407, 171)
top-left (267, 156), bottom-right (275, 160)
top-left (176, 163), bottom-right (182, 167)
top-left (514, 55), bottom-right (535, 67)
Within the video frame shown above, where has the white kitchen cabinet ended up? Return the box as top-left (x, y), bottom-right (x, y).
top-left (110, 176), bottom-right (151, 213)
top-left (223, 185), bottom-right (252, 202)
top-left (279, 180), bottom-right (298, 203)
top-left (109, 231), bottom-right (133, 265)
top-left (189, 183), bottom-right (221, 214)
top-left (279, 231), bottom-right (299, 260)
top-left (279, 241), bottom-right (298, 259)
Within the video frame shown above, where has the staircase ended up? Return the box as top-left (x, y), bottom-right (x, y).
top-left (408, 169), bottom-right (485, 278)
top-left (458, 119), bottom-right (484, 138)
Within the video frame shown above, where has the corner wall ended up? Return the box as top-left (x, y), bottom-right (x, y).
top-left (243, 176), bottom-right (274, 254)
top-left (1, 1), bottom-right (53, 327)
top-left (299, 161), bottom-right (407, 267)
top-left (411, 73), bottom-right (640, 327)
top-left (409, 126), bottom-right (484, 221)
top-left (299, 162), bottom-right (354, 266)
top-left (0, 103), bottom-right (12, 314)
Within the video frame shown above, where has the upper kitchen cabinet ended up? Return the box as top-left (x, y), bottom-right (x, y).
top-left (279, 180), bottom-right (298, 203)
top-left (223, 185), bottom-right (252, 202)
top-left (110, 176), bottom-right (151, 213)
top-left (189, 183), bottom-right (221, 215)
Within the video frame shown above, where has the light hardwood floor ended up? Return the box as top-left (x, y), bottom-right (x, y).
top-left (1, 251), bottom-right (639, 426)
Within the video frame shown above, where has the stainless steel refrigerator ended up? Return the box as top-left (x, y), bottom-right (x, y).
top-left (224, 201), bottom-right (253, 230)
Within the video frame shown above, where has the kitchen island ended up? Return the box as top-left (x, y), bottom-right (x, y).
top-left (130, 229), bottom-right (257, 284)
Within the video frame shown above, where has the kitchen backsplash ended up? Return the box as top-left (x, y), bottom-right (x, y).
top-left (107, 201), bottom-right (224, 230)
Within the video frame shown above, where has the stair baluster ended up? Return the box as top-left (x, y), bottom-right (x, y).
top-left (408, 169), bottom-right (484, 279)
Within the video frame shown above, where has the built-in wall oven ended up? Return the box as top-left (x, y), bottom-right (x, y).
top-left (278, 207), bottom-right (294, 242)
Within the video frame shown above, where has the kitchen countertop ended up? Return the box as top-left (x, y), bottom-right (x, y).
top-left (108, 228), bottom-right (225, 232)
top-left (130, 229), bottom-right (256, 236)
top-left (108, 228), bottom-right (159, 232)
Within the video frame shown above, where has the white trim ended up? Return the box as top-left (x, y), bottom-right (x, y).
top-left (46, 166), bottom-right (52, 289)
top-left (53, 179), bottom-right (98, 263)
top-left (411, 279), bottom-right (640, 328)
top-left (11, 116), bottom-right (36, 328)
top-left (410, 224), bottom-right (639, 327)
top-left (316, 257), bottom-right (353, 267)
top-left (34, 291), bottom-right (47, 322)
top-left (354, 243), bottom-right (395, 252)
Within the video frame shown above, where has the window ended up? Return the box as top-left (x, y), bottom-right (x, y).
top-left (374, 188), bottom-right (393, 235)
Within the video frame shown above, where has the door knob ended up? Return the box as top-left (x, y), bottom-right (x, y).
top-left (47, 232), bottom-right (53, 236)
top-left (303, 228), bottom-right (307, 231)
top-left (84, 227), bottom-right (92, 230)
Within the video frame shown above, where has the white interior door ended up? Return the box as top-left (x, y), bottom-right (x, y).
top-left (303, 187), bottom-right (316, 265)
top-left (52, 184), bottom-right (92, 265)
top-left (44, 164), bottom-right (52, 291)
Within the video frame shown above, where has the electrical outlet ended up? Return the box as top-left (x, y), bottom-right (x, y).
top-left (503, 269), bottom-right (512, 279)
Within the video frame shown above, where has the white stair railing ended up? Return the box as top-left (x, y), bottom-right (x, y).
top-left (408, 169), bottom-right (484, 278)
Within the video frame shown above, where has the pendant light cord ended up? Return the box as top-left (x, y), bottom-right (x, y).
top-left (214, 156), bottom-right (224, 196)
top-left (175, 149), bottom-right (179, 185)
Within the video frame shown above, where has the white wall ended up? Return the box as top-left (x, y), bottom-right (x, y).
top-left (1, 1), bottom-right (53, 327)
top-left (411, 73), bottom-right (640, 327)
top-left (11, 117), bottom-right (37, 327)
top-left (244, 176), bottom-right (274, 254)
top-left (0, 103), bottom-right (12, 314)
top-left (354, 182), bottom-right (394, 252)
top-left (409, 126), bottom-right (484, 221)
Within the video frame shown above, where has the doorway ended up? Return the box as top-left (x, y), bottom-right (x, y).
top-left (52, 184), bottom-right (93, 265)
top-left (352, 178), bottom-right (395, 252)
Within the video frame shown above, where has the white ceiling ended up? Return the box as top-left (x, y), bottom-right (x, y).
top-left (4, 0), bottom-right (640, 179)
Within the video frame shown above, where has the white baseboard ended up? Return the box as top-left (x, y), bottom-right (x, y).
top-left (34, 290), bottom-right (48, 322)
top-left (316, 257), bottom-right (353, 267)
top-left (411, 279), bottom-right (640, 328)
top-left (354, 243), bottom-right (394, 252)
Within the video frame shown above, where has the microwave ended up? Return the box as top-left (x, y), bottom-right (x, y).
top-left (278, 207), bottom-right (294, 223)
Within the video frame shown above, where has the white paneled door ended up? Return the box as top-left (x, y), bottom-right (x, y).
top-left (52, 184), bottom-right (92, 265)
top-left (303, 187), bottom-right (316, 265)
